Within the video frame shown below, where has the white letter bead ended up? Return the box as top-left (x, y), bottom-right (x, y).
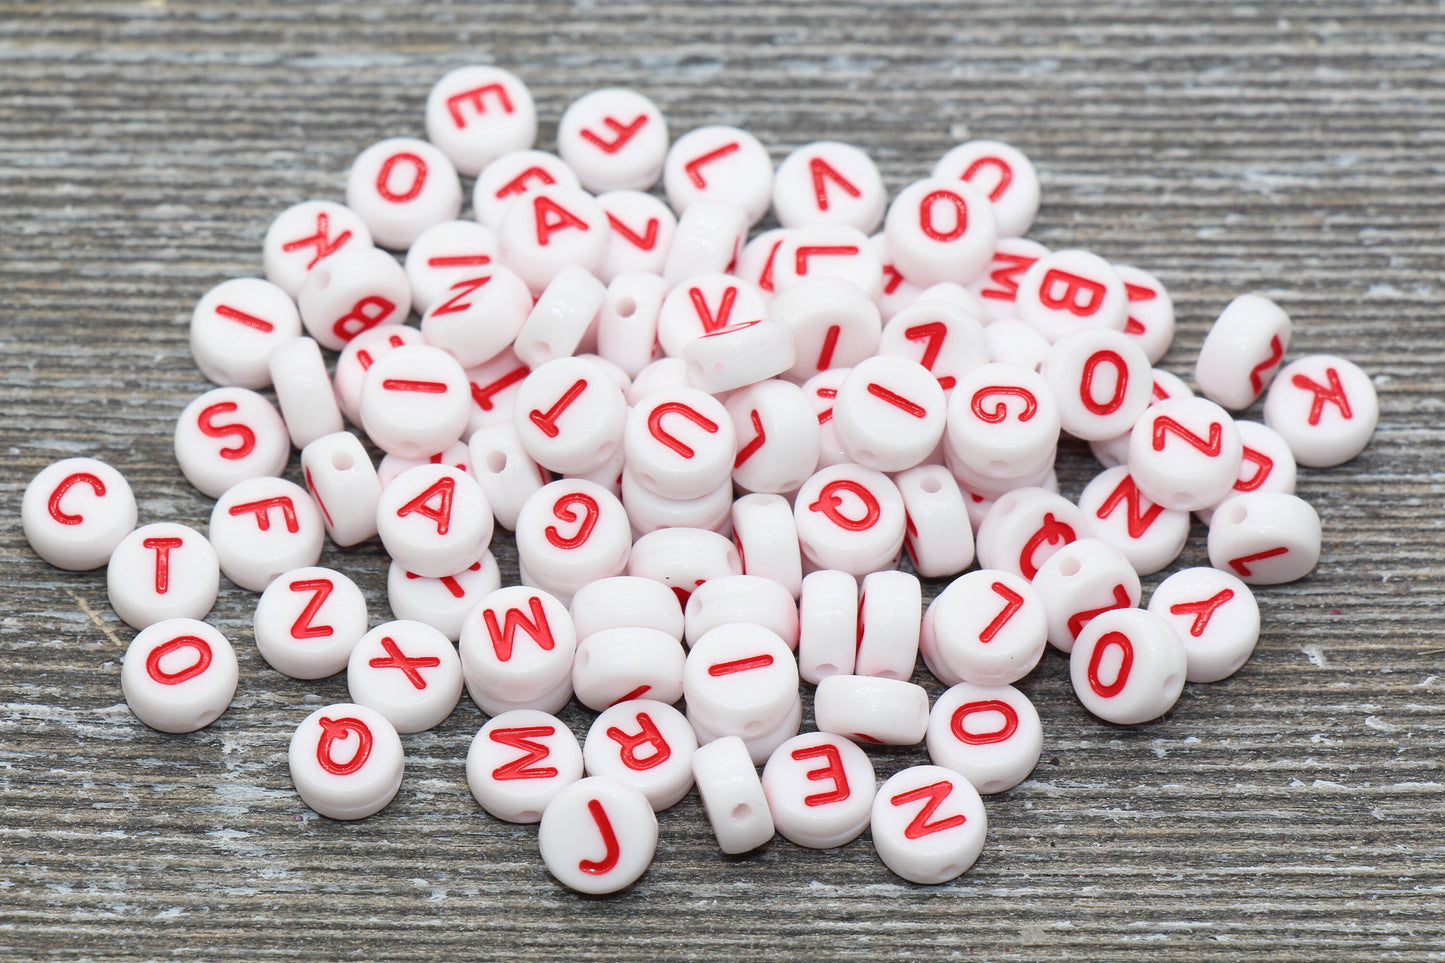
top-left (625, 387), bottom-right (737, 499)
top-left (347, 620), bottom-right (463, 734)
top-left (333, 325), bottom-right (426, 425)
top-left (968, 237), bottom-right (1050, 323)
top-left (596, 191), bottom-right (676, 283)
top-left (920, 570), bottom-right (1046, 687)
top-left (933, 139), bottom-right (1041, 239)
top-left (467, 423), bottom-right (547, 532)
top-left (691, 736), bottom-right (775, 855)
top-left (769, 224), bottom-right (884, 301)
top-left (731, 493), bottom-right (804, 599)
top-left (209, 477), bottom-right (323, 592)
top-left (1077, 466), bottom-right (1190, 576)
top-left (621, 470), bottom-right (732, 537)
top-left (833, 356), bottom-right (946, 472)
top-left (1128, 396), bottom-right (1243, 511)
top-left (895, 465), bottom-right (975, 579)
top-left (300, 431), bottom-right (381, 548)
top-left (772, 278), bottom-right (883, 382)
top-left (815, 675), bottom-right (929, 746)
top-left (1206, 492), bottom-right (1322, 585)
top-left (945, 364), bottom-right (1061, 487)
top-left (982, 319), bottom-right (1051, 374)
top-left (513, 265), bottom-right (608, 369)
top-left (1069, 608), bottom-right (1187, 725)
top-left (464, 349), bottom-right (532, 434)
top-left (376, 442), bottom-right (472, 491)
top-left (684, 317), bottom-right (795, 394)
top-left (974, 487), bottom-right (1087, 581)
top-left (855, 570), bottom-right (922, 681)
top-left (269, 337), bottom-right (346, 450)
top-left (883, 178), bottom-right (998, 287)
top-left (690, 695), bottom-right (803, 767)
top-left (662, 200), bottom-right (748, 288)
top-left (375, 464), bottom-right (493, 579)
top-left (1148, 567), bottom-right (1260, 683)
top-left (656, 273), bottom-right (767, 358)
top-left (106, 523), bottom-right (219, 629)
top-left (1030, 537), bottom-right (1143, 653)
top-left (121, 619), bottom-right (237, 733)
top-left (459, 584), bottom-right (577, 715)
top-left (878, 299), bottom-right (990, 396)
top-left (296, 247), bottom-right (411, 352)
top-left (1042, 328), bottom-right (1154, 441)
top-left (683, 623), bottom-right (799, 738)
top-left (173, 387), bottom-right (290, 498)
top-left (737, 228), bottom-right (792, 303)
top-left (360, 344), bottom-right (472, 459)
top-left (572, 627), bottom-right (686, 711)
top-left (806, 367), bottom-right (853, 469)
top-left (345, 137), bottom-right (461, 250)
top-left (189, 277), bottom-right (302, 389)
top-left (627, 527), bottom-right (742, 608)
top-left (386, 552), bottom-right (501, 643)
top-left (499, 185), bottom-right (611, 296)
top-left (403, 219), bottom-right (500, 314)
top-left (253, 565), bottom-right (370, 679)
top-left (683, 574), bottom-right (799, 650)
top-left (794, 464), bottom-right (907, 577)
top-left (1088, 368), bottom-right (1195, 469)
top-left (425, 66), bottom-right (537, 177)
top-left (1016, 249), bottom-right (1128, 342)
top-left (570, 576), bottom-right (685, 641)
top-left (1197, 420), bottom-right (1298, 526)
top-left (1114, 264), bottom-right (1175, 364)
top-left (262, 200), bottom-right (373, 299)
top-left (513, 357), bottom-right (627, 476)
top-left (420, 264), bottom-right (535, 369)
top-left (762, 732), bottom-right (876, 849)
top-left (773, 140), bottom-right (886, 232)
top-left (539, 777), bottom-right (658, 894)
top-left (798, 569), bottom-right (859, 684)
top-left (1195, 293), bottom-right (1292, 411)
top-left (597, 270), bottom-right (667, 376)
top-left (514, 480), bottom-right (631, 604)
top-left (289, 703), bottom-right (404, 820)
top-left (727, 379), bottom-right (822, 495)
top-left (583, 699), bottom-right (696, 811)
top-left (663, 125), bottom-right (773, 225)
top-left (467, 709), bottom-right (583, 824)
top-left (871, 765), bottom-right (988, 885)
top-left (926, 683), bottom-right (1042, 794)
top-left (556, 88), bottom-right (669, 193)
top-left (1263, 354), bottom-right (1378, 468)
top-left (471, 149), bottom-right (579, 231)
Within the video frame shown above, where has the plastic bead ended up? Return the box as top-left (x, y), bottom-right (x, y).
top-left (797, 569), bottom-right (858, 684)
top-left (556, 88), bottom-right (668, 193)
top-left (106, 523), bottom-right (219, 630)
top-left (933, 139), bottom-right (1040, 238)
top-left (296, 247), bottom-right (410, 352)
top-left (793, 464), bottom-right (907, 577)
top-left (973, 487), bottom-right (1087, 581)
top-left (513, 265), bottom-right (608, 369)
top-left (730, 493), bottom-right (804, 599)
top-left (1206, 492), bottom-right (1322, 585)
top-left (471, 148), bottom-right (579, 230)
top-left (871, 765), bottom-right (988, 885)
top-left (1069, 608), bottom-right (1187, 725)
top-left (1127, 396), bottom-right (1243, 512)
top-left (499, 184), bottom-right (611, 295)
top-left (1076, 465), bottom-right (1190, 576)
top-left (802, 367), bottom-right (853, 469)
top-left (983, 319), bottom-right (1051, 374)
top-left (345, 137), bottom-right (461, 250)
top-left (926, 683), bottom-right (1042, 794)
top-left (262, 200), bottom-right (372, 299)
top-left (968, 237), bottom-right (1049, 323)
top-left (815, 675), bottom-right (930, 746)
top-left (419, 263), bottom-right (534, 369)
top-left (289, 703), bottom-right (404, 820)
top-left (597, 270), bottom-right (667, 376)
top-left (854, 570), bottom-right (922, 681)
top-left (1114, 264), bottom-right (1175, 364)
top-left (209, 477), bottom-right (323, 592)
top-left (883, 177), bottom-right (998, 287)
top-left (375, 464), bottom-right (493, 579)
top-left (570, 576), bottom-right (685, 641)
top-left (267, 337), bottom-right (345, 450)
top-left (769, 223), bottom-right (884, 301)
top-left (467, 709), bottom-right (584, 823)
top-left (333, 325), bottom-right (426, 426)
top-left (662, 200), bottom-right (748, 287)
top-left (300, 431), bottom-right (382, 548)
top-left (1147, 567), bottom-right (1260, 683)
top-left (1194, 293), bottom-right (1292, 411)
top-left (656, 272), bottom-right (767, 357)
top-left (121, 618), bottom-right (237, 733)
top-left (1263, 354), bottom-right (1378, 468)
top-left (376, 442), bottom-right (472, 490)
top-left (773, 141), bottom-right (886, 232)
top-left (684, 318), bottom-right (796, 394)
top-left (663, 125), bottom-right (773, 225)
top-left (623, 386), bottom-right (735, 499)
top-left (944, 363), bottom-right (1061, 495)
top-left (894, 464), bottom-right (976, 579)
top-left (347, 620), bottom-right (464, 733)
top-left (514, 479), bottom-right (631, 604)
top-left (538, 777), bottom-right (657, 894)
top-left (386, 552), bottom-right (501, 643)
top-left (871, 232), bottom-right (926, 321)
top-left (627, 527), bottom-right (741, 608)
top-left (459, 584), bottom-right (577, 715)
top-left (726, 379), bottom-right (822, 495)
top-left (920, 569), bottom-right (1045, 687)
top-left (689, 692), bottom-right (803, 767)
top-left (683, 574), bottom-right (799, 650)
top-left (761, 732), bottom-right (876, 849)
top-left (621, 470), bottom-right (732, 536)
top-left (173, 386), bottom-right (290, 498)
top-left (463, 348), bottom-right (532, 434)
top-left (572, 627), bottom-right (686, 711)
top-left (425, 66), bottom-right (537, 177)
top-left (1041, 328), bottom-right (1154, 441)
top-left (832, 355), bottom-right (947, 472)
top-left (1015, 249), bottom-right (1127, 343)
top-left (513, 356), bottom-right (627, 476)
top-left (878, 298), bottom-right (990, 396)
top-left (683, 623), bottom-right (799, 739)
top-left (466, 423), bottom-right (547, 532)
top-left (771, 278), bottom-right (883, 383)
top-left (1088, 368), bottom-right (1195, 469)
top-left (583, 699), bottom-right (697, 811)
top-left (189, 277), bottom-right (301, 389)
top-left (596, 191), bottom-right (676, 282)
top-left (403, 219), bottom-right (500, 314)
top-left (691, 736), bottom-right (776, 854)
top-left (1196, 420), bottom-right (1298, 526)
top-left (1030, 537), bottom-right (1143, 653)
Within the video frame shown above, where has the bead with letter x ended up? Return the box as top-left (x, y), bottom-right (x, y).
top-left (369, 636), bottom-right (442, 689)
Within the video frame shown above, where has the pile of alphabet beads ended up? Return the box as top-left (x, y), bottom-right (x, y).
top-left (22, 65), bottom-right (1381, 893)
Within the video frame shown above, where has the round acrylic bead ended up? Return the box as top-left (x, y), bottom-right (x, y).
top-left (983, 319), bottom-right (1051, 373)
top-left (894, 464), bottom-right (975, 579)
top-left (1148, 566), bottom-right (1260, 683)
top-left (871, 231), bottom-right (925, 321)
top-left (1195, 293), bottom-right (1292, 411)
top-left (1042, 328), bottom-right (1154, 441)
top-left (621, 471), bottom-right (732, 537)
top-left (467, 423), bottom-right (547, 532)
top-left (627, 527), bottom-right (741, 608)
top-left (656, 273), bottom-right (767, 358)
top-left (773, 140), bottom-right (886, 232)
top-left (855, 570), bottom-right (921, 681)
top-left (691, 736), bottom-right (775, 855)
top-left (832, 355), bottom-right (947, 472)
top-left (514, 479), bottom-right (631, 604)
top-left (1015, 249), bottom-right (1128, 343)
top-left (944, 363), bottom-right (1061, 488)
top-left (300, 431), bottom-right (381, 548)
top-left (793, 464), bottom-right (907, 577)
top-left (347, 620), bottom-right (462, 734)
top-left (769, 223), bottom-right (883, 300)
top-left (771, 278), bottom-right (883, 382)
top-left (1077, 465), bottom-right (1190, 577)
top-left (375, 464), bottom-right (493, 579)
top-left (1031, 537), bottom-right (1143, 654)
top-left (871, 765), bottom-right (988, 885)
top-left (661, 199), bottom-right (748, 288)
top-left (209, 477), bottom-right (323, 592)
top-left (920, 570), bottom-right (1046, 688)
top-left (376, 442), bottom-right (472, 490)
top-left (1197, 419), bottom-right (1298, 526)
top-left (738, 227), bottom-right (793, 303)
top-left (683, 623), bottom-right (800, 738)
top-left (689, 694), bottom-right (803, 767)
top-left (345, 137), bottom-right (462, 250)
top-left (458, 584), bottom-right (577, 715)
top-left (1069, 608), bottom-right (1188, 725)
top-left (1263, 354), bottom-right (1378, 468)
top-left (933, 139), bottom-right (1041, 238)
top-left (663, 125), bottom-right (773, 225)
top-left (513, 265), bottom-right (608, 369)
top-left (803, 367), bottom-right (852, 469)
top-left (403, 219), bottom-right (500, 314)
top-left (624, 387), bottom-right (735, 499)
top-left (883, 177), bottom-right (998, 287)
top-left (333, 325), bottom-right (426, 426)
top-left (262, 200), bottom-right (372, 299)
top-left (726, 379), bottom-right (822, 495)
top-left (1114, 264), bottom-right (1175, 364)
top-left (968, 237), bottom-right (1050, 323)
top-left (499, 184), bottom-right (611, 295)
top-left (296, 247), bottom-right (411, 352)
top-left (269, 337), bottom-right (346, 449)
top-left (288, 703), bottom-right (404, 820)
top-left (1128, 396), bottom-right (1243, 512)
top-left (189, 277), bottom-right (302, 389)
top-left (572, 627), bottom-right (686, 711)
top-left (683, 574), bottom-right (799, 650)
top-left (1089, 368), bottom-right (1196, 469)
top-left (731, 493), bottom-right (804, 599)
top-left (173, 387), bottom-right (290, 499)
top-left (926, 682), bottom-right (1042, 794)
top-left (1206, 492), bottom-right (1322, 585)
top-left (596, 270), bottom-right (667, 376)
top-left (513, 356), bottom-right (627, 476)
top-left (973, 487), bottom-right (1087, 581)
top-left (797, 569), bottom-right (859, 684)
top-left (106, 523), bottom-right (219, 630)
top-left (684, 317), bottom-right (795, 394)
top-left (597, 191), bottom-right (676, 283)
top-left (471, 148), bottom-right (579, 231)
top-left (359, 344), bottom-right (471, 459)
top-left (121, 618), bottom-right (237, 733)
top-left (570, 576), bottom-right (685, 641)
top-left (463, 348), bottom-right (533, 434)
top-left (386, 552), bottom-right (500, 643)
top-left (538, 777), bottom-right (658, 895)
top-left (762, 732), bottom-right (876, 849)
top-left (419, 263), bottom-right (534, 369)
top-left (878, 298), bottom-right (990, 396)
top-left (815, 675), bottom-right (930, 746)
top-left (425, 66), bottom-right (537, 177)
top-left (252, 566), bottom-right (369, 679)
top-left (467, 709), bottom-right (584, 824)
top-left (583, 699), bottom-right (697, 811)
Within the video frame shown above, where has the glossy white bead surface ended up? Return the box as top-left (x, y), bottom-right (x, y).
top-left (627, 527), bottom-right (741, 608)
top-left (973, 487), bottom-right (1086, 581)
top-left (883, 177), bottom-right (998, 287)
top-left (656, 272), bottom-right (767, 357)
top-left (968, 237), bottom-right (1049, 323)
top-left (621, 470), bottom-right (732, 537)
top-left (854, 570), bottom-right (921, 681)
top-left (769, 223), bottom-right (883, 300)
top-left (467, 709), bottom-right (583, 823)
top-left (570, 575), bottom-right (685, 641)
top-left (689, 694), bottom-right (803, 767)
top-left (1263, 354), bottom-right (1378, 468)
top-left (740, 227), bottom-right (793, 303)
top-left (624, 387), bottom-right (735, 499)
top-left (663, 125), bottom-right (773, 225)
top-left (514, 479), bottom-right (631, 604)
top-left (513, 356), bottom-right (627, 476)
top-left (771, 278), bottom-right (882, 382)
top-left (1196, 420), bottom-right (1298, 526)
top-left (1206, 492), bottom-right (1322, 585)
top-left (726, 379), bottom-right (821, 495)
top-left (572, 627), bottom-right (686, 711)
top-left (832, 356), bottom-right (946, 472)
top-left (1077, 466), bottom-right (1190, 576)
top-left (269, 336), bottom-right (346, 449)
top-left (597, 191), bottom-right (676, 282)
top-left (1042, 328), bottom-right (1154, 441)
top-left (1114, 264), bottom-right (1175, 364)
top-left (683, 574), bottom-right (799, 650)
top-left (296, 247), bottom-right (410, 352)
top-left (513, 265), bottom-right (607, 369)
top-left (684, 317), bottom-right (795, 394)
top-left (926, 683), bottom-right (1042, 795)
top-left (300, 431), bottom-right (381, 547)
top-left (426, 66), bottom-right (537, 176)
top-left (730, 493), bottom-right (803, 599)
top-left (403, 219), bottom-right (500, 314)
top-left (803, 367), bottom-right (852, 469)
top-left (1128, 396), bottom-right (1243, 512)
top-left (871, 231), bottom-right (925, 321)
top-left (1015, 249), bottom-right (1127, 343)
top-left (583, 699), bottom-right (696, 811)
top-left (386, 553), bottom-right (500, 643)
top-left (121, 618), bottom-right (238, 733)
top-left (920, 570), bottom-right (1046, 687)
top-left (793, 464), bottom-right (906, 577)
top-left (1148, 567), bottom-right (1260, 683)
top-left (375, 442), bottom-right (473, 490)
top-left (262, 200), bottom-right (372, 299)
top-left (375, 464), bottom-right (492, 578)
top-left (797, 569), bottom-right (858, 684)
top-left (596, 270), bottom-right (667, 376)
top-left (463, 348), bottom-right (532, 434)
top-left (944, 363), bottom-right (1060, 488)
top-left (1088, 368), bottom-right (1195, 469)
top-left (762, 732), bottom-right (876, 849)
top-left (106, 523), bottom-right (219, 629)
top-left (556, 88), bottom-right (668, 193)
top-left (662, 200), bottom-right (748, 288)
top-left (459, 584), bottom-right (577, 715)
top-left (983, 319), bottom-right (1051, 374)
top-left (359, 344), bottom-right (471, 459)
top-left (289, 703), bottom-right (404, 820)
top-left (691, 736), bottom-right (775, 855)
top-left (209, 477), bottom-right (323, 592)
top-left (1195, 293), bottom-right (1292, 411)
top-left (174, 387), bottom-right (290, 498)
top-left (871, 765), bottom-right (988, 885)
top-left (420, 263), bottom-right (534, 369)
top-left (815, 675), bottom-right (930, 746)
top-left (773, 140), bottom-right (886, 231)
top-left (894, 465), bottom-right (975, 579)
top-left (333, 325), bottom-right (425, 426)
top-left (466, 423), bottom-right (546, 532)
top-left (1069, 608), bottom-right (1188, 725)
top-left (538, 777), bottom-right (658, 894)
top-left (347, 620), bottom-right (464, 734)
top-left (189, 277), bottom-right (301, 388)
top-left (933, 139), bottom-right (1040, 238)
top-left (471, 148), bottom-right (579, 230)
top-left (345, 137), bottom-right (461, 250)
top-left (1031, 537), bottom-right (1143, 654)
top-left (499, 184), bottom-right (611, 295)
top-left (878, 298), bottom-right (989, 396)
top-left (683, 623), bottom-right (799, 738)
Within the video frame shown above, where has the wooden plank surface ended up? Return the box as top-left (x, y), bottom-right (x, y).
top-left (3, 2), bottom-right (1443, 959)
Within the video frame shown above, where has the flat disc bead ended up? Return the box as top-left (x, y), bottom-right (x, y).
top-left (1041, 328), bottom-right (1154, 441)
top-left (173, 387), bottom-right (290, 499)
top-left (797, 569), bottom-right (858, 684)
top-left (683, 574), bottom-right (799, 650)
top-left (106, 523), bottom-right (219, 629)
top-left (663, 125), bottom-right (773, 225)
top-left (1069, 608), bottom-right (1188, 725)
top-left (1263, 354), bottom-right (1378, 468)
top-left (932, 139), bottom-right (1040, 238)
top-left (538, 777), bottom-right (658, 894)
top-left (385, 553), bottom-right (501, 643)
top-left (1030, 537), bottom-right (1142, 653)
top-left (296, 247), bottom-right (411, 352)
top-left (772, 140), bottom-right (886, 232)
top-left (1205, 492), bottom-right (1322, 585)
top-left (624, 387), bottom-right (735, 499)
top-left (289, 703), bottom-right (405, 820)
top-left (1194, 293), bottom-right (1292, 411)
top-left (209, 478), bottom-right (324, 592)
top-left (375, 464), bottom-right (493, 579)
top-left (762, 732), bottom-right (876, 849)
top-left (1076, 465), bottom-right (1190, 577)
top-left (793, 464), bottom-right (906, 577)
top-left (359, 345), bottom-right (471, 459)
top-left (832, 355), bottom-right (947, 472)
top-left (582, 699), bottom-right (697, 811)
top-left (262, 200), bottom-right (372, 299)
top-left (920, 569), bottom-right (1045, 687)
top-left (596, 192), bottom-right (676, 283)
top-left (1015, 249), bottom-right (1128, 343)
top-left (926, 682), bottom-right (1042, 794)
top-left (458, 585), bottom-right (577, 715)
top-left (1127, 396), bottom-right (1243, 512)
top-left (691, 736), bottom-right (775, 855)
top-left (403, 218), bottom-right (500, 314)
top-left (513, 356), bottom-right (628, 476)
top-left (1148, 567), bottom-right (1260, 683)
top-left (683, 623), bottom-right (799, 738)
top-left (883, 177), bottom-right (998, 287)
top-left (627, 527), bottom-right (741, 609)
top-left (814, 675), bottom-right (930, 746)
top-left (968, 237), bottom-right (1049, 323)
top-left (425, 66), bottom-right (537, 177)
top-left (569, 576), bottom-right (684, 641)
top-left (254, 566), bottom-right (369, 679)
top-left (189, 277), bottom-right (302, 388)
top-left (572, 627), bottom-right (686, 711)
top-left (467, 709), bottom-right (583, 823)
top-left (871, 765), bottom-right (988, 885)
top-left (347, 620), bottom-right (464, 734)
top-left (514, 480), bottom-right (632, 605)
top-left (121, 618), bottom-right (238, 733)
top-left (345, 137), bottom-right (462, 250)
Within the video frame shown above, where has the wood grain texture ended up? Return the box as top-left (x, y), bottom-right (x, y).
top-left (2, 1), bottom-right (1443, 959)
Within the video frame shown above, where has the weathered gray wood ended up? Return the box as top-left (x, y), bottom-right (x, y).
top-left (2, 2), bottom-right (1443, 959)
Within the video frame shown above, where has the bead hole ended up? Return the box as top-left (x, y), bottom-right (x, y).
top-left (730, 802), bottom-right (751, 822)
top-left (1059, 556), bottom-right (1081, 576)
top-left (1230, 503), bottom-right (1248, 524)
top-left (331, 451), bottom-right (353, 471)
top-left (920, 475), bottom-right (942, 494)
top-left (616, 296), bottom-right (637, 317)
top-left (485, 450), bottom-right (507, 474)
